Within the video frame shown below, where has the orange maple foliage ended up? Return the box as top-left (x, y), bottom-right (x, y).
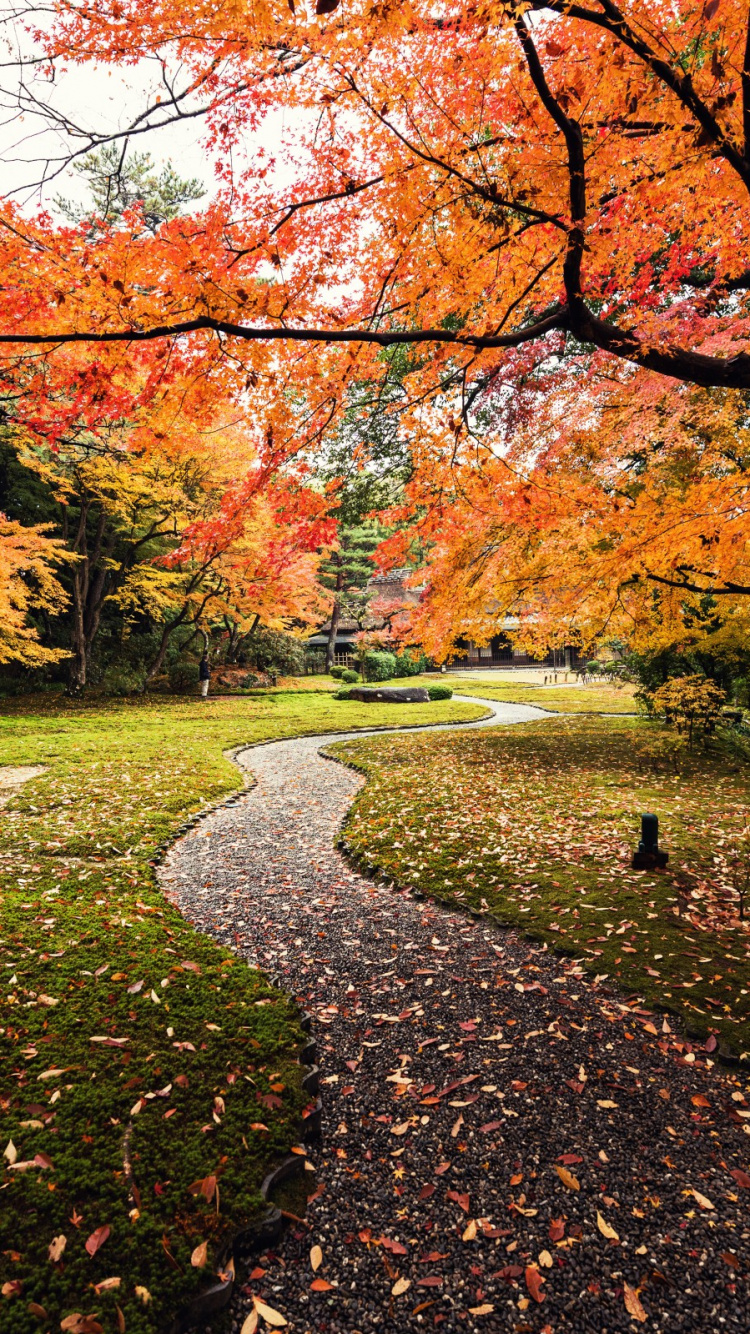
top-left (388, 364), bottom-right (750, 661)
top-left (4, 0), bottom-right (750, 657)
top-left (1, 0), bottom-right (749, 391)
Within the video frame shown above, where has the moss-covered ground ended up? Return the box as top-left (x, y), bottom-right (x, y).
top-left (273, 672), bottom-right (638, 713)
top-left (334, 714), bottom-right (750, 1054)
top-left (438, 674), bottom-right (639, 713)
top-left (0, 690), bottom-right (483, 1334)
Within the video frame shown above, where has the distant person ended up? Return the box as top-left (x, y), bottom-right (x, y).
top-left (199, 653), bottom-right (211, 698)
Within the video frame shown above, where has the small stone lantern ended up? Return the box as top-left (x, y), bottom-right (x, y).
top-left (632, 813), bottom-right (668, 870)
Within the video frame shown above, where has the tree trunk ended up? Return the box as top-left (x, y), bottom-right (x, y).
top-left (326, 597), bottom-right (341, 673)
top-left (144, 605), bottom-right (190, 685)
top-left (325, 563), bottom-right (344, 673)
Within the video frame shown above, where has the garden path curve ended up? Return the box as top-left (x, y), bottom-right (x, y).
top-left (159, 696), bottom-right (750, 1334)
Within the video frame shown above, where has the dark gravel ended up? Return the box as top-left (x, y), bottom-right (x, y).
top-left (159, 701), bottom-right (750, 1333)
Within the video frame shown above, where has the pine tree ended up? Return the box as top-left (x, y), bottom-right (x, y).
top-left (319, 523), bottom-right (385, 672)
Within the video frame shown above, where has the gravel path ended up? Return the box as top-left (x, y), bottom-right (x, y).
top-left (159, 698), bottom-right (750, 1334)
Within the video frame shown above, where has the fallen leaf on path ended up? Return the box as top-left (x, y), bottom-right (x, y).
top-left (596, 1212), bottom-right (619, 1241)
top-left (252, 1297), bottom-right (288, 1326)
top-left (623, 1283), bottom-right (648, 1322)
top-left (310, 1245), bottom-right (322, 1272)
top-left (392, 1277), bottom-right (411, 1296)
top-left (525, 1265), bottom-right (545, 1303)
top-left (555, 1166), bottom-right (580, 1191)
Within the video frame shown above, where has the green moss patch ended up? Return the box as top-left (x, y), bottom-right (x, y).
top-left (437, 675), bottom-right (638, 714)
top-left (0, 691), bottom-right (483, 1333)
top-left (334, 715), bottom-right (750, 1054)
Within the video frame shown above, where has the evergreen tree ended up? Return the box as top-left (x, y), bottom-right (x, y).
top-left (319, 523), bottom-right (385, 671)
top-left (56, 145), bottom-right (204, 233)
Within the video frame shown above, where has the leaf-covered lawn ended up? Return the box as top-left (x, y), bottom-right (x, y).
top-left (0, 690), bottom-right (484, 1334)
top-left (334, 715), bottom-right (750, 1055)
top-left (438, 675), bottom-right (638, 714)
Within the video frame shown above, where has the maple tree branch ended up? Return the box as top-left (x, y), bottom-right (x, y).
top-left (641, 569), bottom-right (750, 597)
top-left (744, 5), bottom-right (750, 158)
top-left (531, 0), bottom-right (750, 192)
top-left (514, 18), bottom-right (586, 309)
top-left (0, 309), bottom-right (565, 351)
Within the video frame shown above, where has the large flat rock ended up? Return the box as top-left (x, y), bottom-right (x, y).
top-left (348, 685), bottom-right (430, 703)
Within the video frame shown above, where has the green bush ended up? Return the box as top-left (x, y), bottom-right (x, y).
top-left (393, 651), bottom-right (426, 678)
top-left (102, 664), bottom-right (146, 696)
top-left (330, 665), bottom-right (345, 679)
top-left (427, 683), bottom-right (453, 700)
top-left (362, 650), bottom-right (397, 682)
top-left (168, 659), bottom-right (201, 694)
top-left (245, 627), bottom-right (306, 676)
top-left (335, 687), bottom-right (354, 700)
top-left (342, 668), bottom-right (361, 683)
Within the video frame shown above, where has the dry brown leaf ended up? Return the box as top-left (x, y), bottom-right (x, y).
top-left (240, 1312), bottom-right (258, 1334)
top-left (3, 1140), bottom-right (17, 1165)
top-left (623, 1282), bottom-right (647, 1323)
top-left (310, 1245), bottom-right (322, 1272)
top-left (688, 1188), bottom-right (715, 1211)
top-left (468, 1304), bottom-right (494, 1316)
top-left (596, 1212), bottom-right (620, 1241)
top-left (191, 1242), bottom-right (208, 1269)
top-left (48, 1235), bottom-right (67, 1263)
top-left (134, 1287), bottom-right (151, 1304)
top-left (538, 1249), bottom-right (553, 1269)
top-left (252, 1297), bottom-right (288, 1327)
top-left (555, 1165), bottom-right (580, 1191)
top-left (392, 1277), bottom-right (411, 1296)
top-left (93, 1278), bottom-right (121, 1293)
top-left (462, 1219), bottom-right (478, 1241)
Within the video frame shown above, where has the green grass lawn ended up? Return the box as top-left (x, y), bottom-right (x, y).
top-left (437, 674), bottom-right (639, 713)
top-left (334, 714), bottom-right (750, 1054)
top-left (0, 690), bottom-right (484, 1334)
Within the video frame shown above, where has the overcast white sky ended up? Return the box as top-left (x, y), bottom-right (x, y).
top-left (0, 17), bottom-right (290, 214)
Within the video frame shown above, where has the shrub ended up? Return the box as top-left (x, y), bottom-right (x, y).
top-left (335, 687), bottom-right (353, 700)
top-left (585, 659), bottom-right (601, 677)
top-left (427, 684), bottom-right (453, 700)
top-left (168, 659), bottom-right (201, 694)
top-left (342, 668), bottom-right (361, 683)
top-left (649, 674), bottom-right (727, 748)
top-left (329, 665), bottom-right (345, 679)
top-left (362, 650), bottom-right (397, 681)
top-left (245, 627), bottom-right (306, 676)
top-left (393, 651), bottom-right (426, 677)
top-left (101, 664), bottom-right (146, 696)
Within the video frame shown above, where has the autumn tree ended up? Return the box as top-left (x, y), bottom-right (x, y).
top-left (4, 1), bottom-right (750, 670)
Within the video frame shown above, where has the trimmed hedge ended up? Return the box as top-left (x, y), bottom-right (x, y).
top-left (427, 684), bottom-right (453, 700)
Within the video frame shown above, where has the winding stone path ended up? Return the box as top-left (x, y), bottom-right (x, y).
top-left (159, 697), bottom-right (749, 1334)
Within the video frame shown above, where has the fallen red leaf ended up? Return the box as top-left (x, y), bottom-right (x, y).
top-left (525, 1265), bottom-right (545, 1303)
top-left (84, 1226), bottom-right (110, 1258)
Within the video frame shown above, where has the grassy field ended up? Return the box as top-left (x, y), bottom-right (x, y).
top-left (438, 674), bottom-right (639, 713)
top-left (268, 672), bottom-right (639, 714)
top-left (0, 690), bottom-right (484, 1334)
top-left (334, 714), bottom-right (750, 1054)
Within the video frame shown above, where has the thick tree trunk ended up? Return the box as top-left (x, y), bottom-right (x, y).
top-left (326, 597), bottom-right (341, 673)
top-left (325, 563), bottom-right (344, 673)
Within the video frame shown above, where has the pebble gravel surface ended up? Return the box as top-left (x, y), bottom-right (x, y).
top-left (159, 698), bottom-right (750, 1334)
